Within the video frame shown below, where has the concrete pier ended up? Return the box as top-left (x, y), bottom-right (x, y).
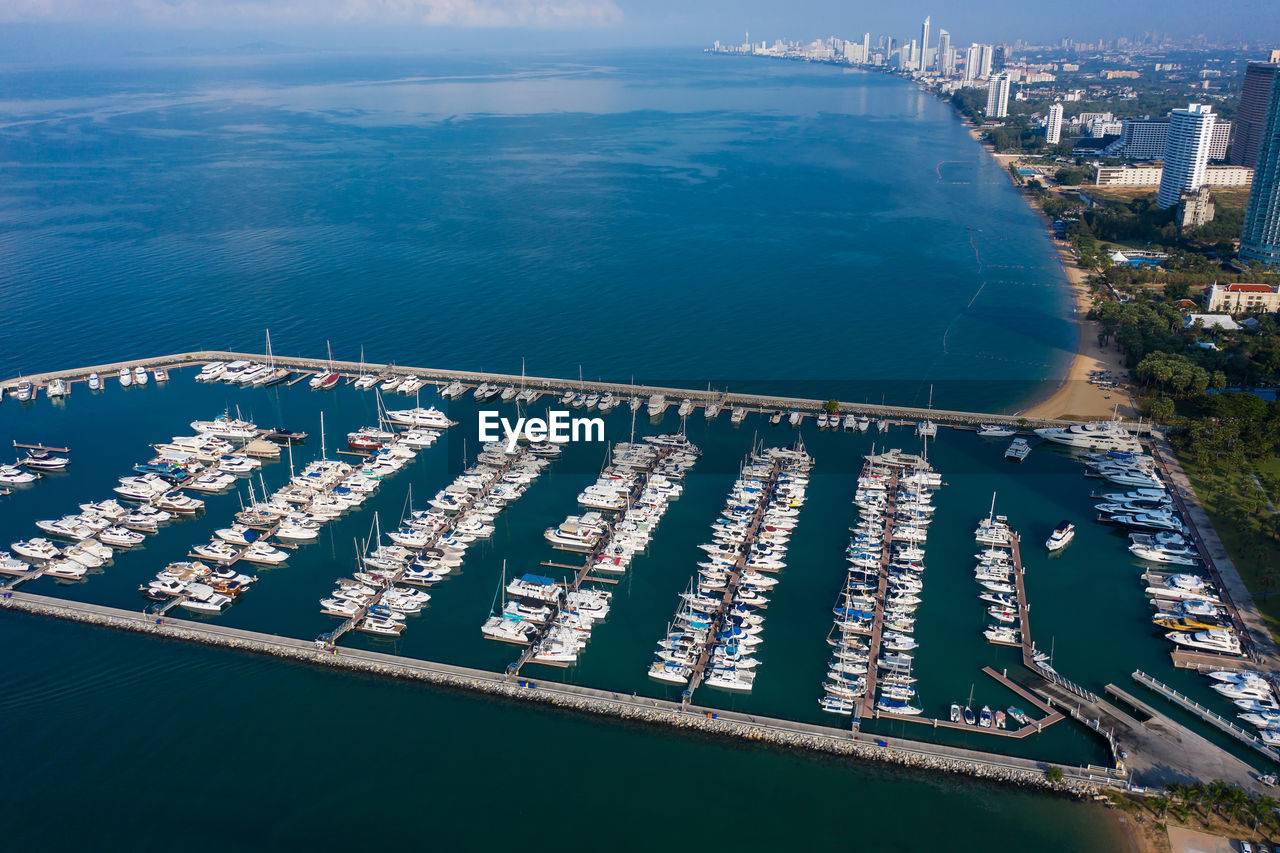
top-left (0, 349), bottom-right (1151, 432)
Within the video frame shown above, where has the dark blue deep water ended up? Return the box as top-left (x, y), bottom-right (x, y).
top-left (0, 50), bottom-right (1129, 851)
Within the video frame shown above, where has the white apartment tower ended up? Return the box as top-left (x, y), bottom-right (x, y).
top-left (985, 72), bottom-right (1011, 118)
top-left (936, 30), bottom-right (952, 75)
top-left (1046, 103), bottom-right (1064, 144)
top-left (920, 17), bottom-right (931, 70)
top-left (965, 43), bottom-right (994, 81)
top-left (1157, 103), bottom-right (1217, 209)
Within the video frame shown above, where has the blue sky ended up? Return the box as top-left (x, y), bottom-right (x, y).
top-left (0, 0), bottom-right (1276, 57)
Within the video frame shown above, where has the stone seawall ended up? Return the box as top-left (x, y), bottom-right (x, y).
top-left (2, 594), bottom-right (1105, 797)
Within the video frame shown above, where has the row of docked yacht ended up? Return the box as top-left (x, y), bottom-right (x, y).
top-left (481, 566), bottom-right (613, 657)
top-left (195, 359), bottom-right (290, 387)
top-left (5, 421), bottom-right (253, 580)
top-left (511, 436), bottom-right (698, 666)
top-left (141, 561), bottom-right (258, 613)
top-left (647, 441), bottom-right (812, 691)
top-left (1082, 450), bottom-right (1165, 491)
top-left (973, 506), bottom-right (1023, 649)
top-left (324, 439), bottom-right (554, 638)
top-left (1201, 669), bottom-right (1280, 746)
top-left (824, 451), bottom-right (936, 717)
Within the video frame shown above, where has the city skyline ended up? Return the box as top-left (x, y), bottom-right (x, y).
top-left (1, 1), bottom-right (1278, 56)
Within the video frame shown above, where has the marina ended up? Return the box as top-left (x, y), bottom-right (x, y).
top-left (1, 354), bottom-right (1276, 798)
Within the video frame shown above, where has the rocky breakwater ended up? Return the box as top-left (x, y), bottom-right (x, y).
top-left (2, 593), bottom-right (1102, 797)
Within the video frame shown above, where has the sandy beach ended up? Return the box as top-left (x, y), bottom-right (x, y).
top-left (1022, 221), bottom-right (1137, 420)
top-left (964, 124), bottom-right (1135, 420)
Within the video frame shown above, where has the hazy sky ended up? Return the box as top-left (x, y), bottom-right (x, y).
top-left (1, 0), bottom-right (1277, 56)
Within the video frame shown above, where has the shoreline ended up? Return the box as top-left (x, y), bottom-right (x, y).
top-left (961, 126), bottom-right (1136, 421)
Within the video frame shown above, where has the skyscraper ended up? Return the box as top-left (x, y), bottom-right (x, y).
top-left (985, 73), bottom-right (1011, 119)
top-left (1230, 59), bottom-right (1280, 169)
top-left (1046, 103), bottom-right (1064, 145)
top-left (920, 17), bottom-right (931, 71)
top-left (1240, 74), bottom-right (1280, 265)
top-left (936, 30), bottom-right (952, 75)
top-left (1157, 104), bottom-right (1217, 210)
top-left (965, 44), bottom-right (993, 82)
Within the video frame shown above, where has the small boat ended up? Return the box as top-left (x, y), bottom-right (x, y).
top-left (1045, 520), bottom-right (1075, 552)
top-left (977, 424), bottom-right (1016, 438)
top-left (87, 373), bottom-right (101, 391)
top-left (118, 368), bottom-right (132, 387)
top-left (1005, 438), bottom-right (1031, 462)
top-left (21, 450), bottom-right (69, 472)
top-left (979, 705), bottom-right (993, 728)
top-left (950, 703), bottom-right (962, 723)
top-left (153, 368), bottom-right (169, 382)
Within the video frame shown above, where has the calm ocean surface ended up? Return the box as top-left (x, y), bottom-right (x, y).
top-left (0, 50), bottom-right (1133, 850)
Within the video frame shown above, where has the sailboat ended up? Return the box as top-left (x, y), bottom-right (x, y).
top-left (310, 341), bottom-right (340, 390)
top-left (262, 329), bottom-right (292, 386)
top-left (916, 385), bottom-right (937, 438)
top-left (481, 560), bottom-right (536, 644)
top-left (353, 346), bottom-right (379, 390)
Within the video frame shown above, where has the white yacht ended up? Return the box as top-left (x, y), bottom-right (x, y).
top-left (195, 362), bottom-right (227, 382)
top-left (383, 407), bottom-right (455, 429)
top-left (1034, 419), bottom-right (1141, 452)
top-left (118, 367), bottom-right (132, 387)
top-left (647, 394), bottom-right (666, 416)
top-left (46, 378), bottom-right (68, 398)
top-left (1004, 438), bottom-right (1032, 462)
top-left (977, 424), bottom-right (1016, 437)
top-left (0, 465), bottom-right (39, 486)
top-left (189, 415), bottom-right (259, 441)
top-left (1166, 628), bottom-right (1241, 656)
top-left (134, 366), bottom-right (149, 385)
top-left (1045, 521), bottom-right (1075, 552)
top-left (87, 373), bottom-right (101, 390)
top-left (11, 538), bottom-right (61, 561)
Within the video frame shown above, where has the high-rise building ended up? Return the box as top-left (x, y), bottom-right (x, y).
top-left (1240, 73), bottom-right (1280, 265)
top-left (863, 33), bottom-right (871, 63)
top-left (964, 43), bottom-right (993, 81)
top-left (920, 17), bottom-right (931, 71)
top-left (1046, 103), bottom-right (1064, 144)
top-left (936, 30), bottom-right (952, 75)
top-left (1231, 59), bottom-right (1280, 169)
top-left (1157, 104), bottom-right (1217, 209)
top-left (985, 73), bottom-right (1011, 119)
top-left (993, 45), bottom-right (1007, 72)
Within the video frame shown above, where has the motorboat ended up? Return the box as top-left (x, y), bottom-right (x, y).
top-left (0, 465), bottom-right (39, 486)
top-left (118, 367), bottom-right (132, 387)
top-left (384, 407), bottom-right (455, 429)
top-left (134, 366), bottom-right (149, 385)
top-left (1165, 628), bottom-right (1241, 655)
top-left (87, 373), bottom-right (101, 390)
top-left (46, 378), bottom-right (68, 398)
top-left (99, 526), bottom-right (146, 547)
top-left (15, 381), bottom-right (33, 402)
top-left (1004, 438), bottom-right (1031, 462)
top-left (1045, 521), bottom-right (1075, 552)
top-left (11, 538), bottom-right (61, 561)
top-left (1034, 419), bottom-right (1141, 452)
top-left (977, 424), bottom-right (1016, 438)
top-left (195, 362), bottom-right (227, 382)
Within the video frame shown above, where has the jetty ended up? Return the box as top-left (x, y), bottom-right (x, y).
top-left (0, 349), bottom-right (1157, 433)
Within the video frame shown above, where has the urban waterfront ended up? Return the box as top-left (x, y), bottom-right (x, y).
top-left (0, 49), bottom-right (1210, 851)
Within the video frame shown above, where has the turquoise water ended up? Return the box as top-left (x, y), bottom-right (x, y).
top-left (0, 50), bottom-right (1141, 850)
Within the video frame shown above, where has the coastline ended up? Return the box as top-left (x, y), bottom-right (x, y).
top-left (962, 126), bottom-right (1136, 421)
